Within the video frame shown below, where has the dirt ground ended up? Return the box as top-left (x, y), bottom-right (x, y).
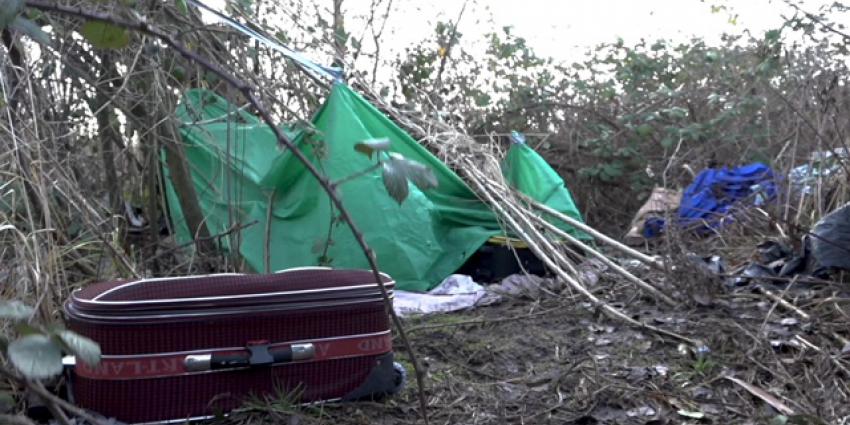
top-left (220, 253), bottom-right (850, 425)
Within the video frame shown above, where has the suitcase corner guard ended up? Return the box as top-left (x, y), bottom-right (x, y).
top-left (341, 352), bottom-right (406, 401)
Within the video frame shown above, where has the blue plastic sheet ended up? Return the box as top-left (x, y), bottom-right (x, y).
top-left (644, 163), bottom-right (778, 237)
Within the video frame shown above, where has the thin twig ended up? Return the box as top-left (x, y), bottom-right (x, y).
top-left (755, 284), bottom-right (811, 321)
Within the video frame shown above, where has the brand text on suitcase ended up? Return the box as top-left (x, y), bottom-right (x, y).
top-left (76, 331), bottom-right (393, 380)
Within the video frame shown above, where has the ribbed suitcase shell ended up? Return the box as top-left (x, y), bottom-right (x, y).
top-left (64, 268), bottom-right (395, 424)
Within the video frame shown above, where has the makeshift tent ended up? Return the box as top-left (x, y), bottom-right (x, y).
top-left (164, 82), bottom-right (589, 291)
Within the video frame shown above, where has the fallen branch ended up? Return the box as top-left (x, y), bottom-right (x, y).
top-left (464, 161), bottom-right (698, 346)
top-left (524, 196), bottom-right (666, 270)
top-left (470, 166), bottom-right (675, 306)
top-left (524, 203), bottom-right (676, 306)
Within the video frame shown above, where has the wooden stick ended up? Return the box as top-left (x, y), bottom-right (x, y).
top-left (526, 211), bottom-right (676, 306)
top-left (524, 196), bottom-right (665, 270)
top-left (474, 171), bottom-right (674, 305)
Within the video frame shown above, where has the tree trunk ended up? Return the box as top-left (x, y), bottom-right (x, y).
top-left (161, 122), bottom-right (215, 256)
top-left (95, 104), bottom-right (122, 211)
top-left (92, 53), bottom-right (123, 211)
top-left (332, 0), bottom-right (346, 69)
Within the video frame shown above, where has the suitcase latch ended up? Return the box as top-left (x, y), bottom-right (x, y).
top-left (246, 340), bottom-right (274, 366)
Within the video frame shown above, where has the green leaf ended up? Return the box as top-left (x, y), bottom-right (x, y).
top-left (382, 157), bottom-right (409, 205)
top-left (0, 0), bottom-right (24, 29)
top-left (380, 154), bottom-right (438, 203)
top-left (601, 163), bottom-right (623, 180)
top-left (55, 330), bottom-right (101, 366)
top-left (7, 335), bottom-right (63, 380)
top-left (9, 17), bottom-right (50, 46)
top-left (175, 0), bottom-right (189, 15)
top-left (0, 301), bottom-right (33, 321)
top-left (665, 106), bottom-right (688, 119)
top-left (635, 124), bottom-right (654, 138)
top-left (354, 138), bottom-right (391, 159)
top-left (400, 159), bottom-right (438, 191)
top-left (203, 70), bottom-right (220, 86)
top-left (80, 21), bottom-right (130, 49)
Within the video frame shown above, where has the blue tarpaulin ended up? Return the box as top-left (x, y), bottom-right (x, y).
top-left (645, 163), bottom-right (778, 236)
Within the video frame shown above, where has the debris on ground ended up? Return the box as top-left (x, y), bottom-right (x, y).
top-left (394, 275), bottom-right (500, 317)
top-left (789, 148), bottom-right (849, 195)
top-left (624, 187), bottom-right (681, 246)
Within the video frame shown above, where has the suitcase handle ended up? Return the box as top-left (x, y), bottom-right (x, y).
top-left (184, 343), bottom-right (315, 372)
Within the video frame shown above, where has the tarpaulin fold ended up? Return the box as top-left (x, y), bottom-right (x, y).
top-left (164, 83), bottom-right (588, 291)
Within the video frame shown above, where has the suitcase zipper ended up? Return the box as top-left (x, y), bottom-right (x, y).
top-left (65, 295), bottom-right (393, 323)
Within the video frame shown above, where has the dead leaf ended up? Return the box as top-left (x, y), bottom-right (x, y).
top-left (353, 138), bottom-right (391, 159)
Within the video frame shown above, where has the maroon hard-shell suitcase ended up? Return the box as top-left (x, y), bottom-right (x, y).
top-left (63, 267), bottom-right (402, 424)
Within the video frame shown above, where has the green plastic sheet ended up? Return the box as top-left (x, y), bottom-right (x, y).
top-left (164, 82), bottom-right (588, 291)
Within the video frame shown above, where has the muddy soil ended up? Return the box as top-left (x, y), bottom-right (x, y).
top-left (223, 263), bottom-right (850, 425)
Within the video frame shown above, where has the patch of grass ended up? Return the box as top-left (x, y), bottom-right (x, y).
top-left (428, 368), bottom-right (452, 384)
top-left (691, 357), bottom-right (716, 377)
top-left (233, 384), bottom-right (332, 423)
top-left (407, 312), bottom-right (480, 330)
top-left (671, 356), bottom-right (718, 385)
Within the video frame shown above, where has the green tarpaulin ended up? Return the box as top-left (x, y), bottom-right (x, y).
top-left (164, 82), bottom-right (588, 291)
